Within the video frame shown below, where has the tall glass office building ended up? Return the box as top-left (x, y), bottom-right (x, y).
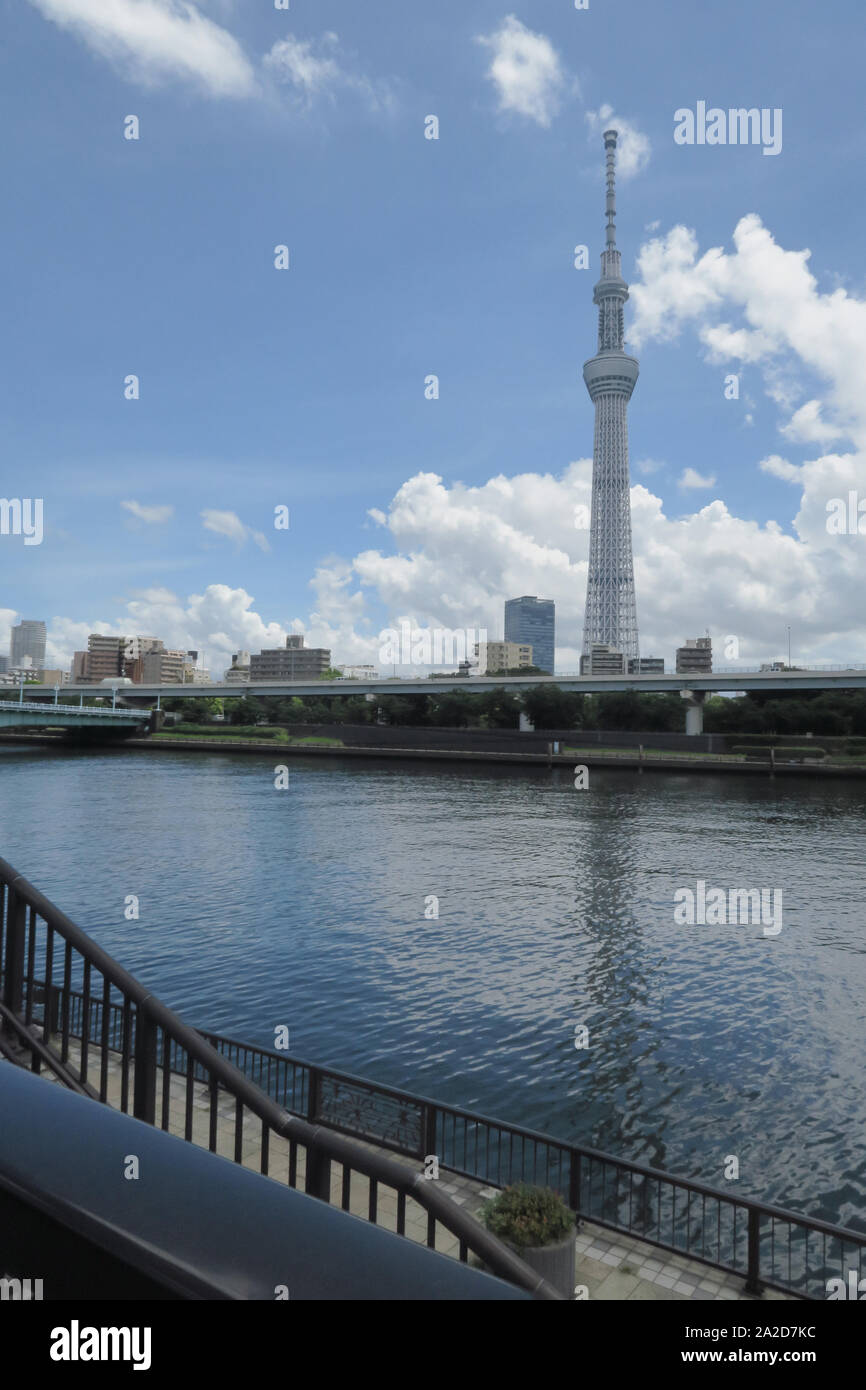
top-left (504, 596), bottom-right (555, 675)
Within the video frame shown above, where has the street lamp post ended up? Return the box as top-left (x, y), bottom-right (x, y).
top-left (787, 626), bottom-right (792, 669)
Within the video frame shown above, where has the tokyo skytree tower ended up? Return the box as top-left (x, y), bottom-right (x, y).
top-left (581, 130), bottom-right (640, 663)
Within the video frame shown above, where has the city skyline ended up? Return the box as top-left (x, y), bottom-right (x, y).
top-left (2, 2), bottom-right (865, 678)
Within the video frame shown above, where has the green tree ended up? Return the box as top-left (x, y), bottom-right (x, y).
top-left (476, 688), bottom-right (522, 729)
top-left (521, 686), bottom-right (585, 730)
top-left (427, 691), bottom-right (476, 727)
top-left (348, 696), bottom-right (374, 724)
top-left (227, 696), bottom-right (266, 725)
top-left (595, 691), bottom-right (643, 731)
top-left (637, 694), bottom-right (684, 733)
top-left (376, 694), bottom-right (432, 726)
top-left (162, 696), bottom-right (222, 723)
top-left (300, 698), bottom-right (333, 723)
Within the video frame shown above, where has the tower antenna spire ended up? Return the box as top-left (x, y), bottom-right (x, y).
top-left (604, 128), bottom-right (618, 251)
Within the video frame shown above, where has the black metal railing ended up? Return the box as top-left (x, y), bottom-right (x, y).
top-left (3, 857), bottom-right (864, 1301)
top-left (192, 1031), bottom-right (865, 1301)
top-left (0, 858), bottom-right (560, 1300)
top-left (0, 1062), bottom-right (538, 1302)
top-left (11, 975), bottom-right (866, 1302)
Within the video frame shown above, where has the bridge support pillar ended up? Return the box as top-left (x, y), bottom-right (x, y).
top-left (680, 689), bottom-right (706, 736)
top-left (149, 708), bottom-right (165, 734)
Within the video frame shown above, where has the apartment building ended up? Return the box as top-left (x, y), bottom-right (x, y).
top-left (250, 635), bottom-right (331, 680)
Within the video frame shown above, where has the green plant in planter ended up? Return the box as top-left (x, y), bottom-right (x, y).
top-left (481, 1183), bottom-right (574, 1251)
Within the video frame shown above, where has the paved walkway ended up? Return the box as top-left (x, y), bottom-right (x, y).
top-left (15, 1043), bottom-right (792, 1301)
top-left (435, 1168), bottom-right (791, 1302)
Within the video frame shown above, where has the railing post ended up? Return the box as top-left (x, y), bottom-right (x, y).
top-left (568, 1150), bottom-right (582, 1223)
top-left (423, 1103), bottom-right (438, 1162)
top-left (745, 1206), bottom-right (763, 1295)
top-left (2, 887), bottom-right (26, 1021)
top-left (307, 1066), bottom-right (321, 1123)
top-left (305, 1145), bottom-right (332, 1201)
top-left (133, 999), bottom-right (158, 1125)
top-left (305, 1067), bottom-right (331, 1200)
top-left (45, 984), bottom-right (61, 1047)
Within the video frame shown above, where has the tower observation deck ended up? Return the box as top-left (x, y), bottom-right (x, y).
top-left (581, 130), bottom-right (640, 663)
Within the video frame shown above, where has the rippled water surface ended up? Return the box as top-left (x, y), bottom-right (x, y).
top-left (2, 743), bottom-right (864, 1228)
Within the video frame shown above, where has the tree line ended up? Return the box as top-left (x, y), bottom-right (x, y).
top-left (163, 685), bottom-right (866, 738)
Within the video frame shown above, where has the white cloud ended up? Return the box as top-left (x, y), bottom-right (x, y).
top-left (476, 16), bottom-right (566, 128)
top-left (628, 225), bottom-right (727, 348)
top-left (780, 399), bottom-right (843, 447)
top-left (759, 455), bottom-right (803, 484)
top-left (679, 467), bottom-right (716, 489)
top-left (121, 500), bottom-right (174, 524)
top-left (623, 210), bottom-right (866, 592)
top-left (585, 104), bottom-right (651, 178)
top-left (0, 609), bottom-right (18, 660)
top-left (263, 33), bottom-right (339, 97)
top-left (629, 214), bottom-right (866, 453)
top-left (200, 509), bottom-right (269, 552)
top-left (43, 616), bottom-right (126, 671)
top-left (28, 0), bottom-right (257, 97)
top-left (42, 581), bottom-right (370, 677)
top-left (124, 584), bottom-right (285, 665)
top-left (262, 31), bottom-right (393, 112)
top-left (310, 464), bottom-right (844, 670)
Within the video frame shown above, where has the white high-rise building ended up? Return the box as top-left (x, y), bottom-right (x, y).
top-left (10, 620), bottom-right (46, 668)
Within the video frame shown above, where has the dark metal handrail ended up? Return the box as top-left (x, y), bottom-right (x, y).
top-left (0, 999), bottom-right (93, 1094)
top-left (0, 858), bottom-right (561, 1300)
top-left (0, 1062), bottom-right (537, 1302)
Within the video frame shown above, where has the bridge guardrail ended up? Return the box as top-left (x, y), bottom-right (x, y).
top-left (0, 701), bottom-right (149, 720)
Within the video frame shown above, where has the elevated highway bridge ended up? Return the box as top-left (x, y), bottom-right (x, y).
top-left (14, 668), bottom-right (866, 735)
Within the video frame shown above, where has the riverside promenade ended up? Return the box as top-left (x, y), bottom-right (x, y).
top-left (28, 1038), bottom-right (791, 1303)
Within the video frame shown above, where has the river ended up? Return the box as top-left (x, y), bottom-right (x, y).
top-left (1, 741), bottom-right (864, 1230)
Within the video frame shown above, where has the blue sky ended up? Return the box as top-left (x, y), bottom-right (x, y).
top-left (2, 0), bottom-right (865, 673)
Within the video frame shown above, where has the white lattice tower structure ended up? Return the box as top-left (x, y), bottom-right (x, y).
top-left (581, 130), bottom-right (640, 663)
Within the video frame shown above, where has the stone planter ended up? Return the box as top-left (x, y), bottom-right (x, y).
top-left (508, 1230), bottom-right (576, 1300)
